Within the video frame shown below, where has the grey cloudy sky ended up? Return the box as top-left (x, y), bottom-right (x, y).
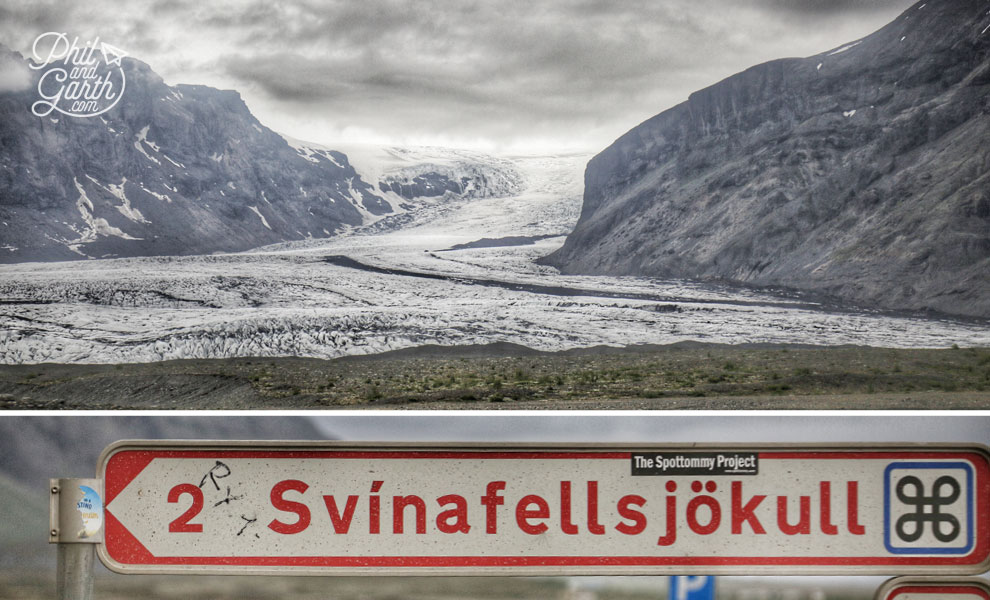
top-left (0, 0), bottom-right (916, 152)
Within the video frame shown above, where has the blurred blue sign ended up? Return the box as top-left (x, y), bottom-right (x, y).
top-left (670, 576), bottom-right (715, 600)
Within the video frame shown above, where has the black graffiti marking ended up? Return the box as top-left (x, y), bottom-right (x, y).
top-left (213, 486), bottom-right (245, 508)
top-left (236, 515), bottom-right (257, 537)
top-left (895, 475), bottom-right (961, 543)
top-left (199, 461), bottom-right (231, 491)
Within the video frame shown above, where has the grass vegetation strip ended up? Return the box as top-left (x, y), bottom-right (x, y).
top-left (1, 343), bottom-right (988, 409)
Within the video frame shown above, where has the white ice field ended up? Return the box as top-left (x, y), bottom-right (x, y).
top-left (2, 148), bottom-right (988, 364)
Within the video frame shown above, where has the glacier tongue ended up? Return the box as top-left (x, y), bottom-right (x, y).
top-left (1, 152), bottom-right (987, 365)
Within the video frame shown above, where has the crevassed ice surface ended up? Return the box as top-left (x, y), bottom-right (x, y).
top-left (2, 152), bottom-right (988, 364)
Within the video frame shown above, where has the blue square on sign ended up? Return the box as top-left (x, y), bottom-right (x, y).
top-left (883, 461), bottom-right (973, 555)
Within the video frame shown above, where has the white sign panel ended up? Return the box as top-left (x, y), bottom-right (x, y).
top-left (97, 442), bottom-right (990, 575)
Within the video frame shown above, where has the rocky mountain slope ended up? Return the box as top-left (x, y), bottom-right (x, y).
top-left (543, 0), bottom-right (990, 318)
top-left (0, 49), bottom-right (520, 263)
top-left (0, 48), bottom-right (379, 262)
top-left (288, 140), bottom-right (524, 226)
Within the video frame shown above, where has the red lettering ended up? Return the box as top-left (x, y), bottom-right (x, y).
top-left (322, 495), bottom-right (358, 533)
top-left (687, 493), bottom-right (721, 535)
top-left (731, 481), bottom-right (766, 534)
top-left (616, 494), bottom-right (647, 535)
top-left (268, 479), bottom-right (310, 535)
top-left (481, 481), bottom-right (506, 534)
top-left (560, 481), bottom-right (578, 534)
top-left (393, 495), bottom-right (427, 534)
top-left (777, 495), bottom-right (811, 535)
top-left (369, 480), bottom-right (383, 534)
top-left (847, 481), bottom-right (865, 535)
top-left (657, 488), bottom-right (677, 546)
top-left (515, 494), bottom-right (549, 535)
top-left (819, 482), bottom-right (838, 535)
top-left (587, 481), bottom-right (605, 535)
top-left (436, 494), bottom-right (471, 534)
top-left (167, 483), bottom-right (204, 533)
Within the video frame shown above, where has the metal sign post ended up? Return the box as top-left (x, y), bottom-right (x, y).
top-left (50, 478), bottom-right (104, 600)
top-left (875, 576), bottom-right (990, 600)
top-left (93, 441), bottom-right (990, 576)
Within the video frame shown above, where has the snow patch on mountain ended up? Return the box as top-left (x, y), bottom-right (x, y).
top-left (67, 177), bottom-right (141, 253)
top-left (133, 125), bottom-right (160, 164)
top-left (282, 134), bottom-right (344, 168)
top-left (140, 183), bottom-right (171, 203)
top-left (87, 176), bottom-right (150, 224)
top-left (248, 206), bottom-right (271, 230)
top-left (162, 153), bottom-right (184, 168)
top-left (827, 40), bottom-right (863, 55)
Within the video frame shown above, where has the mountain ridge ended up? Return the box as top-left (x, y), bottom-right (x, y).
top-left (542, 0), bottom-right (990, 318)
top-left (0, 49), bottom-right (380, 261)
top-left (0, 48), bottom-right (520, 263)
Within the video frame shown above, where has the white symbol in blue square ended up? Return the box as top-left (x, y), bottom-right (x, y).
top-left (884, 461), bottom-right (973, 555)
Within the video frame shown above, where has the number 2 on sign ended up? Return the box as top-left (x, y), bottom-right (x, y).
top-left (168, 483), bottom-right (204, 533)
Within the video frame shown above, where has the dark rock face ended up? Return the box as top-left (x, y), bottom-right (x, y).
top-left (543, 0), bottom-right (990, 318)
top-left (380, 173), bottom-right (468, 199)
top-left (379, 164), bottom-right (514, 201)
top-left (0, 51), bottom-right (388, 262)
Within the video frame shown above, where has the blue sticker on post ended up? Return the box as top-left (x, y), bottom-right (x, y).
top-left (76, 485), bottom-right (103, 539)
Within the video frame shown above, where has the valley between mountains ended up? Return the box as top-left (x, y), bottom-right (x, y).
top-left (1, 0), bottom-right (988, 408)
top-left (1, 146), bottom-right (988, 409)
top-left (2, 147), bottom-right (987, 367)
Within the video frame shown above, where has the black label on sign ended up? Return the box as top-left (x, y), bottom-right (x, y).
top-left (631, 452), bottom-right (759, 476)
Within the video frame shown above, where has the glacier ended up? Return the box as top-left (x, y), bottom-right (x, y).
top-left (1, 148), bottom-right (988, 365)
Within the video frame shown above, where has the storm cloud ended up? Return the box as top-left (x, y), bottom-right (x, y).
top-left (0, 0), bottom-right (916, 152)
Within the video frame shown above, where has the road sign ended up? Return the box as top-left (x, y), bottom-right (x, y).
top-left (97, 442), bottom-right (990, 576)
top-left (876, 577), bottom-right (990, 600)
top-left (670, 576), bottom-right (715, 600)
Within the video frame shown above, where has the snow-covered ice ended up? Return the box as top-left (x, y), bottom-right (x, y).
top-left (66, 177), bottom-right (141, 253)
top-left (827, 40), bottom-right (863, 56)
top-left (133, 125), bottom-right (161, 165)
top-left (248, 206), bottom-right (272, 230)
top-left (1, 151), bottom-right (988, 364)
top-left (140, 183), bottom-right (171, 203)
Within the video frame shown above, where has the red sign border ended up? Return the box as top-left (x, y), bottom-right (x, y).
top-left (876, 576), bottom-right (990, 600)
top-left (98, 442), bottom-right (990, 576)
top-left (891, 586), bottom-right (990, 600)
